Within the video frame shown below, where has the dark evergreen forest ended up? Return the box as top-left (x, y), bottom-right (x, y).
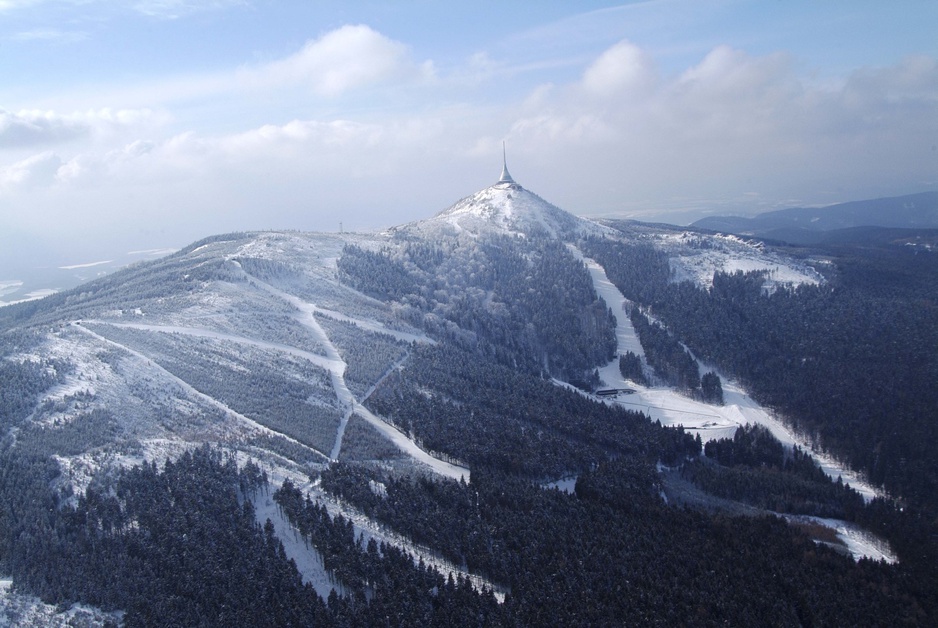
top-left (337, 236), bottom-right (616, 386)
top-left (580, 233), bottom-right (938, 597)
top-left (2, 367), bottom-right (935, 625)
top-left (319, 460), bottom-right (930, 626)
top-left (579, 235), bottom-right (938, 513)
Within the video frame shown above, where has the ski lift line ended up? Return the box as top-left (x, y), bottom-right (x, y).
top-left (613, 399), bottom-right (722, 420)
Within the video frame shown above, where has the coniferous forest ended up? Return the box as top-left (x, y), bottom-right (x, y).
top-left (580, 233), bottom-right (938, 514)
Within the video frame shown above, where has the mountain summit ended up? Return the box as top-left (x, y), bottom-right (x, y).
top-left (402, 154), bottom-right (603, 240)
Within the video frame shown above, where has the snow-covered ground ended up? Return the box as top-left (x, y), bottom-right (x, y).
top-left (0, 281), bottom-right (25, 308)
top-left (253, 491), bottom-right (348, 600)
top-left (0, 280), bottom-right (22, 297)
top-left (0, 284), bottom-right (57, 307)
top-left (4, 222), bottom-right (896, 606)
top-left (253, 460), bottom-right (502, 602)
top-left (56, 253), bottom-right (469, 482)
top-left (406, 182), bottom-right (612, 241)
top-left (353, 404), bottom-right (469, 481)
top-left (0, 578), bottom-right (121, 627)
top-left (650, 230), bottom-right (825, 290)
top-left (241, 268), bottom-right (469, 479)
top-left (252, 479), bottom-right (497, 601)
top-left (315, 307), bottom-right (434, 345)
top-left (779, 514), bottom-right (898, 564)
top-left (73, 322), bottom-right (328, 460)
top-left (84, 320), bottom-right (342, 375)
top-left (59, 260), bottom-right (112, 270)
top-left (571, 246), bottom-right (645, 360)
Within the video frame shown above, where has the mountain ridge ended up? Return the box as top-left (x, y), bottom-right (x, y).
top-left (693, 191), bottom-right (938, 242)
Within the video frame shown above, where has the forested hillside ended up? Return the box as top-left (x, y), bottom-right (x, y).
top-left (580, 231), bottom-right (938, 583)
top-left (580, 234), bottom-right (938, 511)
top-left (338, 234), bottom-right (616, 385)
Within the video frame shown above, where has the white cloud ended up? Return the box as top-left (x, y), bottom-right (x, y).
top-left (840, 54), bottom-right (938, 108)
top-left (0, 109), bottom-right (88, 147)
top-left (0, 0), bottom-right (245, 18)
top-left (0, 108), bottom-right (164, 149)
top-left (59, 25), bottom-right (434, 116)
top-left (500, 41), bottom-right (938, 213)
top-left (3, 35), bottom-right (937, 266)
top-left (0, 151), bottom-right (63, 189)
top-left (0, 0), bottom-right (41, 10)
top-left (581, 40), bottom-right (656, 98)
top-left (132, 0), bottom-right (246, 19)
top-left (237, 25), bottom-right (433, 97)
top-left (509, 113), bottom-right (613, 144)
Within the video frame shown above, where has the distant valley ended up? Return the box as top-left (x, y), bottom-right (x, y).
top-left (0, 249), bottom-right (177, 309)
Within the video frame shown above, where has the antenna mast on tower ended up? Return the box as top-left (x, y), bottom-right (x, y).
top-left (497, 140), bottom-right (516, 187)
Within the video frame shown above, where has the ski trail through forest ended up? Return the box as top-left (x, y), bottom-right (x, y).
top-left (571, 247), bottom-right (884, 502)
top-left (237, 265), bottom-right (469, 479)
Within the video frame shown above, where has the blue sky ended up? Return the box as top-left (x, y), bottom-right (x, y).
top-left (1, 0), bottom-right (937, 270)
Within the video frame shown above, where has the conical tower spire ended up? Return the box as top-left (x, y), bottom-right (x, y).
top-left (497, 141), bottom-right (516, 186)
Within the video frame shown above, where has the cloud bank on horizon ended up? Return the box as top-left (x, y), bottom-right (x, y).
top-left (1, 0), bottom-right (937, 267)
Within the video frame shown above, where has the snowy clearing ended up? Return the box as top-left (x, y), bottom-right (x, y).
top-left (0, 287), bottom-right (57, 307)
top-left (652, 231), bottom-right (825, 290)
top-left (72, 322), bottom-right (331, 462)
top-left (353, 404), bottom-right (469, 481)
top-left (315, 307), bottom-right (434, 345)
top-left (253, 492), bottom-right (347, 600)
top-left (250, 459), bottom-right (500, 603)
top-left (0, 578), bottom-right (121, 627)
top-left (781, 514), bottom-right (898, 563)
top-left (59, 260), bottom-right (113, 270)
top-left (570, 246), bottom-right (644, 359)
top-left (84, 320), bottom-right (342, 374)
top-left (0, 281), bottom-right (22, 297)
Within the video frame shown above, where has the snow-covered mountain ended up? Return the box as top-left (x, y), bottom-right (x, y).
top-left (0, 165), bottom-right (877, 502)
top-left (401, 177), bottom-right (607, 240)
top-left (1, 167), bottom-right (931, 625)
